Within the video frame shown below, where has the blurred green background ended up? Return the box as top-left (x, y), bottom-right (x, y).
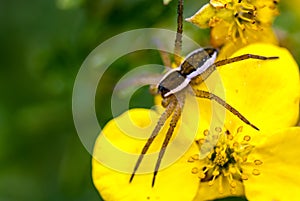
top-left (0, 0), bottom-right (299, 201)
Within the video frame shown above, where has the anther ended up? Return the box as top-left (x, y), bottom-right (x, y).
top-left (198, 171), bottom-right (206, 179)
top-left (208, 175), bottom-right (217, 186)
top-left (192, 154), bottom-right (199, 160)
top-left (237, 126), bottom-right (243, 133)
top-left (233, 142), bottom-right (239, 147)
top-left (187, 156), bottom-right (194, 163)
top-left (203, 129), bottom-right (210, 136)
top-left (254, 159), bottom-right (263, 165)
top-left (198, 138), bottom-right (205, 144)
top-left (191, 167), bottom-right (199, 174)
top-left (252, 169), bottom-right (260, 175)
top-left (213, 170), bottom-right (220, 176)
top-left (227, 134), bottom-right (233, 140)
top-left (243, 135), bottom-right (251, 141)
top-left (215, 127), bottom-right (222, 133)
top-left (230, 181), bottom-right (237, 188)
top-left (241, 173), bottom-right (248, 180)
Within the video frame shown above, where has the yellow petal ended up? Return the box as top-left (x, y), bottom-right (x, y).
top-left (92, 109), bottom-right (200, 201)
top-left (210, 20), bottom-right (231, 48)
top-left (186, 3), bottom-right (218, 29)
top-left (218, 43), bottom-right (299, 132)
top-left (193, 176), bottom-right (245, 201)
top-left (243, 127), bottom-right (300, 201)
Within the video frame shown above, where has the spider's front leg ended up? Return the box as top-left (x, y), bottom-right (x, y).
top-left (198, 53), bottom-right (279, 82)
top-left (193, 89), bottom-right (259, 130)
top-left (214, 54), bottom-right (279, 67)
top-left (152, 92), bottom-right (185, 187)
top-left (129, 95), bottom-right (177, 183)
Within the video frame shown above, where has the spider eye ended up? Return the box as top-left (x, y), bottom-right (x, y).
top-left (158, 84), bottom-right (170, 97)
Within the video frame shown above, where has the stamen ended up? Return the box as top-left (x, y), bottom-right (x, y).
top-left (199, 138), bottom-right (205, 144)
top-left (203, 129), bottom-right (210, 136)
top-left (198, 171), bottom-right (206, 179)
top-left (227, 134), bottom-right (234, 140)
top-left (215, 127), bottom-right (222, 133)
top-left (230, 180), bottom-right (237, 188)
top-left (191, 167), bottom-right (199, 174)
top-left (192, 154), bottom-right (199, 160)
top-left (252, 169), bottom-right (260, 175)
top-left (238, 14), bottom-right (255, 23)
top-left (237, 126), bottom-right (243, 133)
top-left (208, 173), bottom-right (218, 186)
top-left (243, 135), bottom-right (251, 141)
top-left (187, 156), bottom-right (195, 163)
top-left (254, 159), bottom-right (263, 165)
top-left (218, 175), bottom-right (224, 194)
top-left (203, 167), bottom-right (209, 174)
top-left (241, 173), bottom-right (248, 180)
top-left (236, 21), bottom-right (246, 43)
top-left (197, 127), bottom-right (261, 195)
top-left (240, 2), bottom-right (256, 10)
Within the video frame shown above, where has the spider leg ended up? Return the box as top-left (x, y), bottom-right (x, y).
top-left (152, 94), bottom-right (184, 187)
top-left (214, 54), bottom-right (279, 67)
top-left (129, 95), bottom-right (177, 183)
top-left (193, 89), bottom-right (259, 130)
top-left (174, 0), bottom-right (183, 66)
top-left (194, 54), bottom-right (279, 82)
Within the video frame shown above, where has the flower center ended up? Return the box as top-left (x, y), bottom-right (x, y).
top-left (188, 126), bottom-right (263, 194)
top-left (210, 0), bottom-right (279, 43)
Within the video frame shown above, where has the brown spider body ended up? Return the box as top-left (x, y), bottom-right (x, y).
top-left (158, 48), bottom-right (217, 98)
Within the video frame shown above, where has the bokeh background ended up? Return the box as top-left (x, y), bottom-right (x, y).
top-left (1, 0), bottom-right (299, 201)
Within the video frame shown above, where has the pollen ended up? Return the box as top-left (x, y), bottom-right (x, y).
top-left (191, 126), bottom-right (264, 195)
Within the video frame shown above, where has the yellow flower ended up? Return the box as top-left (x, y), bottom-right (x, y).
top-left (92, 44), bottom-right (299, 200)
top-left (192, 126), bottom-right (300, 201)
top-left (186, 0), bottom-right (279, 58)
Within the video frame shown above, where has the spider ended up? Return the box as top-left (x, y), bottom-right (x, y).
top-left (129, 0), bottom-right (278, 187)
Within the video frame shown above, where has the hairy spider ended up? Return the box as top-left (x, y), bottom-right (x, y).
top-left (129, 0), bottom-right (278, 187)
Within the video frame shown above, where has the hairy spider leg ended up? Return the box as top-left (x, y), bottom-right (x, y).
top-left (196, 54), bottom-right (279, 82)
top-left (152, 93), bottom-right (185, 187)
top-left (214, 54), bottom-right (279, 67)
top-left (174, 0), bottom-right (183, 66)
top-left (194, 89), bottom-right (259, 130)
top-left (129, 96), bottom-right (177, 183)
